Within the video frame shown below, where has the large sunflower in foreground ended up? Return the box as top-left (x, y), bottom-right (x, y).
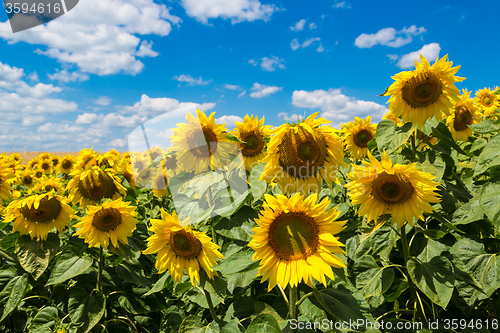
top-left (0, 163), bottom-right (14, 200)
top-left (170, 109), bottom-right (232, 174)
top-left (383, 54), bottom-right (465, 126)
top-left (260, 113), bottom-right (344, 195)
top-left (474, 87), bottom-right (500, 117)
top-left (249, 193), bottom-right (346, 291)
top-left (67, 166), bottom-right (126, 207)
top-left (346, 151), bottom-right (441, 227)
top-left (73, 198), bottom-right (138, 249)
top-left (342, 116), bottom-right (377, 160)
top-left (231, 115), bottom-right (272, 172)
top-left (446, 89), bottom-right (481, 142)
top-left (143, 209), bottom-right (224, 286)
top-left (4, 193), bottom-right (74, 240)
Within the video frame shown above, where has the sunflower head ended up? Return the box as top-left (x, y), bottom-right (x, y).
top-left (474, 87), bottom-right (500, 117)
top-left (342, 116), bottom-right (377, 159)
top-left (249, 193), bottom-right (346, 291)
top-left (384, 54), bottom-right (465, 126)
top-left (261, 113), bottom-right (344, 194)
top-left (39, 158), bottom-right (53, 174)
top-left (0, 163), bottom-right (14, 200)
top-left (346, 151), bottom-right (441, 227)
top-left (382, 112), bottom-right (403, 126)
top-left (446, 89), bottom-right (481, 141)
top-left (143, 209), bottom-right (224, 286)
top-left (58, 155), bottom-right (76, 174)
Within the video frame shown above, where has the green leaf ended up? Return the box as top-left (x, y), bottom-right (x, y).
top-left (450, 238), bottom-right (500, 300)
top-left (452, 197), bottom-right (484, 225)
top-left (474, 134), bottom-right (500, 176)
top-left (354, 255), bottom-right (394, 298)
top-left (479, 183), bottom-right (500, 227)
top-left (246, 314), bottom-right (281, 333)
top-left (15, 234), bottom-right (60, 280)
top-left (46, 246), bottom-right (93, 286)
top-left (0, 273), bottom-right (29, 322)
top-left (178, 315), bottom-right (203, 333)
top-left (469, 138), bottom-right (487, 153)
top-left (214, 246), bottom-right (256, 275)
top-left (143, 272), bottom-right (170, 296)
top-left (226, 261), bottom-right (259, 294)
top-left (250, 164), bottom-right (267, 203)
top-left (254, 302), bottom-right (288, 330)
top-left (28, 307), bottom-right (60, 333)
top-left (376, 120), bottom-right (414, 154)
top-left (415, 237), bottom-right (448, 262)
top-left (68, 288), bottom-right (105, 333)
top-left (432, 123), bottom-right (466, 155)
top-left (469, 119), bottom-right (500, 134)
top-left (214, 206), bottom-right (256, 242)
top-left (406, 256), bottom-right (455, 309)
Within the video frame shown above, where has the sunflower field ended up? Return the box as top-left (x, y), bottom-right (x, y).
top-left (0, 54), bottom-right (500, 333)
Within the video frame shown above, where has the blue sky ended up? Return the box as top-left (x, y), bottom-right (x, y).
top-left (0, 0), bottom-right (499, 152)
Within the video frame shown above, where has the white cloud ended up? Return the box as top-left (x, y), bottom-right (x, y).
top-left (332, 1), bottom-right (350, 8)
top-left (309, 23), bottom-right (317, 30)
top-left (48, 69), bottom-right (89, 83)
top-left (110, 138), bottom-right (127, 148)
top-left (0, 0), bottom-right (180, 75)
top-left (76, 113), bottom-right (101, 125)
top-left (28, 72), bottom-right (39, 83)
top-left (395, 43), bottom-right (441, 69)
top-left (136, 40), bottom-right (159, 58)
top-left (95, 96), bottom-right (112, 106)
top-left (317, 44), bottom-right (325, 52)
top-left (238, 90), bottom-right (246, 98)
top-left (290, 19), bottom-right (306, 31)
top-left (216, 115), bottom-right (243, 128)
top-left (249, 83), bottom-right (282, 98)
top-left (355, 25), bottom-right (426, 48)
top-left (250, 56), bottom-right (286, 72)
top-left (180, 0), bottom-right (279, 24)
top-left (173, 74), bottom-right (212, 86)
top-left (291, 88), bottom-right (387, 124)
top-left (224, 84), bottom-right (241, 90)
top-left (123, 94), bottom-right (216, 117)
top-left (291, 37), bottom-right (321, 51)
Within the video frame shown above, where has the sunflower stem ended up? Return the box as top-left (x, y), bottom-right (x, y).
top-left (277, 283), bottom-right (289, 306)
top-left (296, 291), bottom-right (313, 308)
top-left (203, 287), bottom-right (218, 322)
top-left (400, 224), bottom-right (426, 323)
top-left (411, 130), bottom-right (417, 159)
top-left (97, 246), bottom-right (104, 293)
top-left (289, 286), bottom-right (298, 333)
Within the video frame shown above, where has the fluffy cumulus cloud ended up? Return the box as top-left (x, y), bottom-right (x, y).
top-left (123, 94), bottom-right (216, 117)
top-left (180, 0), bottom-right (279, 24)
top-left (291, 88), bottom-right (387, 125)
top-left (48, 69), bottom-right (89, 83)
top-left (173, 74), bottom-right (212, 86)
top-left (291, 37), bottom-right (323, 52)
top-left (249, 56), bottom-right (286, 72)
top-left (393, 43), bottom-right (441, 69)
top-left (355, 25), bottom-right (426, 48)
top-left (216, 115), bottom-right (243, 129)
top-left (249, 83), bottom-right (282, 98)
top-left (290, 19), bottom-right (306, 31)
top-left (0, 0), bottom-right (181, 75)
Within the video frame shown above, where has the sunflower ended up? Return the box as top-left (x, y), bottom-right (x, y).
top-left (260, 113), bottom-right (344, 195)
top-left (17, 168), bottom-right (36, 188)
top-left (76, 148), bottom-right (110, 170)
top-left (143, 209), bottom-right (224, 286)
top-left (382, 112), bottom-right (403, 126)
top-left (151, 165), bottom-right (169, 197)
top-left (73, 198), bottom-right (138, 249)
top-left (474, 87), bottom-right (500, 117)
top-left (346, 151), bottom-right (441, 227)
top-left (114, 157), bottom-right (138, 189)
top-left (0, 163), bottom-right (14, 200)
top-left (33, 168), bottom-right (45, 180)
top-left (27, 158), bottom-right (39, 170)
top-left (39, 158), bottom-right (53, 174)
top-left (383, 54), bottom-right (465, 126)
top-left (231, 115), bottom-right (272, 172)
top-left (249, 193), bottom-right (345, 291)
top-left (32, 177), bottom-right (65, 195)
top-left (4, 193), bottom-right (74, 240)
top-left (446, 89), bottom-right (481, 141)
top-left (67, 166), bottom-right (127, 207)
top-left (58, 155), bottom-right (76, 174)
top-left (342, 116), bottom-right (377, 160)
top-left (170, 109), bottom-right (232, 174)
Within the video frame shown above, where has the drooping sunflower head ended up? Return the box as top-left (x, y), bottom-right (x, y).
top-left (4, 193), bottom-right (74, 240)
top-left (67, 166), bottom-right (127, 208)
top-left (32, 177), bottom-right (65, 195)
top-left (58, 155), bottom-right (76, 174)
top-left (342, 116), bottom-right (377, 159)
top-left (474, 87), bottom-right (500, 118)
top-left (0, 163), bottom-right (14, 200)
top-left (446, 89), bottom-right (481, 141)
top-left (346, 151), bottom-right (441, 227)
top-left (27, 157), bottom-right (39, 170)
top-left (150, 164), bottom-right (170, 197)
top-left (73, 198), bottom-right (138, 249)
top-left (249, 193), bottom-right (346, 291)
top-left (143, 209), bottom-right (224, 286)
top-left (231, 115), bottom-right (273, 172)
top-left (384, 54), bottom-right (465, 126)
top-left (114, 157), bottom-right (138, 189)
top-left (17, 168), bottom-right (36, 189)
top-left (261, 113), bottom-right (344, 195)
top-left (170, 109), bottom-right (232, 174)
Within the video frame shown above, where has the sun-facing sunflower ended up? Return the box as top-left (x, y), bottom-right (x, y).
top-left (58, 155), bottom-right (76, 174)
top-left (170, 109), bottom-right (232, 174)
top-left (342, 116), bottom-right (377, 160)
top-left (249, 193), bottom-right (346, 291)
top-left (73, 198), bottom-right (138, 249)
top-left (474, 87), bottom-right (500, 118)
top-left (346, 151), bottom-right (441, 227)
top-left (231, 115), bottom-right (272, 172)
top-left (67, 166), bottom-right (127, 207)
top-left (143, 209), bottom-right (224, 286)
top-left (4, 193), bottom-right (74, 240)
top-left (260, 113), bottom-right (344, 195)
top-left (446, 89), bottom-right (481, 141)
top-left (383, 54), bottom-right (465, 126)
